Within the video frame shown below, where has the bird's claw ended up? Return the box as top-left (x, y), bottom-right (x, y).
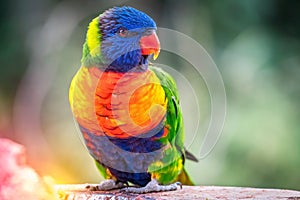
top-left (121, 179), bottom-right (182, 193)
top-left (175, 181), bottom-right (182, 189)
top-left (86, 179), bottom-right (127, 191)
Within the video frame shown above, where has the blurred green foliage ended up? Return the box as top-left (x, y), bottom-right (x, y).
top-left (0, 0), bottom-right (299, 190)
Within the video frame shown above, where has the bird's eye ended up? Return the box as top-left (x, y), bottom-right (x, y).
top-left (118, 28), bottom-right (128, 37)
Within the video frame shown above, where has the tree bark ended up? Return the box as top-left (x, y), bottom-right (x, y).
top-left (55, 184), bottom-right (300, 200)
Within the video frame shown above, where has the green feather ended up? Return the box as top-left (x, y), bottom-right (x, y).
top-left (149, 65), bottom-right (194, 185)
top-left (150, 65), bottom-right (184, 148)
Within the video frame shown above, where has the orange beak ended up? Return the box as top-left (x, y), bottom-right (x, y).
top-left (140, 32), bottom-right (160, 60)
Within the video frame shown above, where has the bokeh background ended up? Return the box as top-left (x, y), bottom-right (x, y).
top-left (1, 0), bottom-right (300, 190)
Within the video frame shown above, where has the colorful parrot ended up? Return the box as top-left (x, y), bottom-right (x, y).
top-left (69, 6), bottom-right (198, 193)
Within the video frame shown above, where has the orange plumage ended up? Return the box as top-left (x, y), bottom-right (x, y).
top-left (69, 66), bottom-right (167, 139)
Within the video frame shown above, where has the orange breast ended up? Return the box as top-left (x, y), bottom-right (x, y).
top-left (69, 66), bottom-right (167, 138)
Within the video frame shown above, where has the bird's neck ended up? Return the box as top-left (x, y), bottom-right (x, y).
top-left (81, 42), bottom-right (149, 72)
top-left (81, 41), bottom-right (104, 67)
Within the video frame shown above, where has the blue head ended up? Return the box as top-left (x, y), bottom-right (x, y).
top-left (82, 6), bottom-right (160, 72)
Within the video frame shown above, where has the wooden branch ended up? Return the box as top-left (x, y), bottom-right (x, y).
top-left (55, 184), bottom-right (300, 200)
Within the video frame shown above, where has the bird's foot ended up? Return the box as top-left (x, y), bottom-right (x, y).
top-left (121, 179), bottom-right (182, 194)
top-left (86, 179), bottom-right (127, 191)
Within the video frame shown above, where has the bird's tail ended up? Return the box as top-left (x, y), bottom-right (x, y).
top-left (176, 167), bottom-right (195, 185)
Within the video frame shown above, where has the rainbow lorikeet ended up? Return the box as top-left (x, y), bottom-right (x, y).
top-left (69, 6), bottom-right (198, 193)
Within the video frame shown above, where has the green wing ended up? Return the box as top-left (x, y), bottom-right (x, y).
top-left (150, 66), bottom-right (184, 150)
top-left (149, 65), bottom-right (192, 184)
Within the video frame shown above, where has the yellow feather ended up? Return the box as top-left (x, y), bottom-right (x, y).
top-left (87, 17), bottom-right (101, 57)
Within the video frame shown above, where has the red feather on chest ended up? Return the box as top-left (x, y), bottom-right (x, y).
top-left (70, 67), bottom-right (167, 139)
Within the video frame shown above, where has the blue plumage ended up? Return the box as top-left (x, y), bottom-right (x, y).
top-left (99, 6), bottom-right (157, 72)
top-left (79, 123), bottom-right (166, 186)
top-left (107, 127), bottom-right (165, 153)
top-left (108, 167), bottom-right (151, 186)
top-left (100, 6), bottom-right (156, 38)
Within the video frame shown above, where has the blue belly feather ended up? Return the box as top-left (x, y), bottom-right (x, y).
top-left (79, 123), bottom-right (166, 186)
